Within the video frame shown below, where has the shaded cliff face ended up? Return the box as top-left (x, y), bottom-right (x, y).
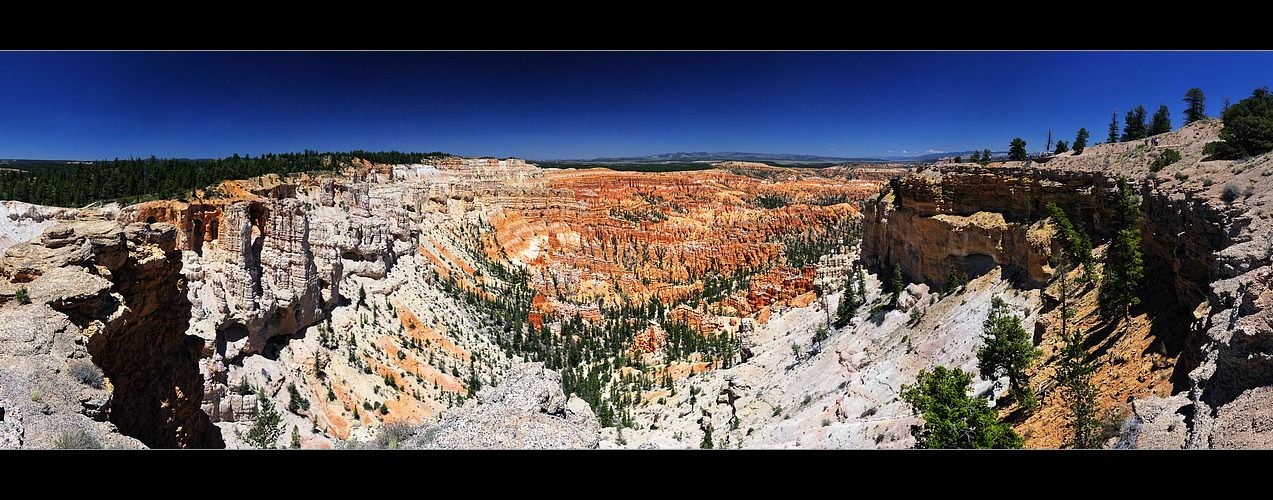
top-left (85, 223), bottom-right (224, 448)
top-left (0, 220), bottom-right (222, 448)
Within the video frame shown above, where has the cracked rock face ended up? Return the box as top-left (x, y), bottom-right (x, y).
top-left (0, 220), bottom-right (216, 448)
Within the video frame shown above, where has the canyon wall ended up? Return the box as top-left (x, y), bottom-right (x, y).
top-left (0, 220), bottom-right (222, 448)
top-left (861, 143), bottom-right (1273, 448)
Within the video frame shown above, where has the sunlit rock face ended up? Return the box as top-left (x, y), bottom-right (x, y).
top-left (0, 157), bottom-right (900, 447)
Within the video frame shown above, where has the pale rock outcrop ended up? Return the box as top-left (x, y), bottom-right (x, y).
top-left (186, 198), bottom-right (326, 358)
top-left (336, 211), bottom-right (398, 279)
top-left (895, 282), bottom-right (930, 312)
top-left (417, 362), bottom-right (600, 449)
top-left (186, 197), bottom-right (333, 423)
top-left (0, 220), bottom-right (219, 449)
top-left (0, 201), bottom-right (79, 252)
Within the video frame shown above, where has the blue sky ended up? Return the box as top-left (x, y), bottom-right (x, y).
top-left (2, 50), bottom-right (1271, 161)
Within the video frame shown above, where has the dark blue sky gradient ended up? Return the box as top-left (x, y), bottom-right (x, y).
top-left (3, 50), bottom-right (1271, 161)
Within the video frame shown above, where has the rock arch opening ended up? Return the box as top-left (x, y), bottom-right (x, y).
top-left (191, 219), bottom-right (204, 255)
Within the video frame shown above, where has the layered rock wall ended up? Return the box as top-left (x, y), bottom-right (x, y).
top-left (864, 166), bottom-right (1116, 289)
top-left (0, 220), bottom-right (222, 448)
top-left (862, 156), bottom-right (1273, 448)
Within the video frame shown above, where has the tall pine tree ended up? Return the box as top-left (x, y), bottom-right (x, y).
top-left (1099, 176), bottom-right (1144, 321)
top-left (1052, 264), bottom-right (1101, 448)
top-left (1009, 138), bottom-right (1028, 161)
top-left (1046, 202), bottom-right (1096, 284)
top-left (1182, 88), bottom-right (1207, 125)
top-left (1150, 104), bottom-right (1172, 136)
top-left (1122, 105), bottom-right (1149, 142)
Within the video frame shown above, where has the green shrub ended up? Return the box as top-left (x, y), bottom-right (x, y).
top-left (52, 428), bottom-right (102, 449)
top-left (900, 365), bottom-right (1022, 449)
top-left (1149, 149), bottom-right (1182, 171)
top-left (69, 360), bottom-right (104, 388)
top-left (287, 382), bottom-right (310, 414)
top-left (14, 286), bottom-right (29, 304)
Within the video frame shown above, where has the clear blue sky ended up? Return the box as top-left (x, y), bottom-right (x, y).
top-left (2, 50), bottom-right (1271, 161)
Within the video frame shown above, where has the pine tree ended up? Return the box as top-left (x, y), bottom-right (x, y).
top-left (1009, 138), bottom-right (1028, 161)
top-left (1182, 88), bottom-right (1207, 125)
top-left (1099, 176), bottom-right (1144, 321)
top-left (1074, 128), bottom-right (1089, 154)
top-left (1122, 105), bottom-right (1148, 142)
top-left (835, 274), bottom-right (861, 327)
top-left (1051, 266), bottom-right (1101, 448)
top-left (945, 263), bottom-right (965, 296)
top-left (1150, 104), bottom-right (1172, 136)
top-left (977, 297), bottom-right (1042, 409)
top-left (856, 267), bottom-right (867, 303)
top-left (900, 365), bottom-right (1023, 449)
top-left (245, 395), bottom-right (284, 449)
top-left (1045, 203), bottom-right (1096, 284)
top-left (889, 264), bottom-right (904, 306)
top-left (981, 149), bottom-right (992, 165)
top-left (1108, 111), bottom-right (1120, 143)
top-left (1203, 86), bottom-right (1273, 160)
top-left (1054, 140), bottom-right (1069, 155)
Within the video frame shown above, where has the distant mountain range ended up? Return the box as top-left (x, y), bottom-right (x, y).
top-left (552, 151), bottom-right (1006, 164)
top-left (3, 150), bottom-right (1009, 166)
top-left (557, 152), bottom-right (896, 164)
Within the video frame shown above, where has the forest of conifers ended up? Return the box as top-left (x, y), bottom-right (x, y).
top-left (0, 150), bottom-right (450, 208)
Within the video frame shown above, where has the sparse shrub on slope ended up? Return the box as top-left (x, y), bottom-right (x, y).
top-left (69, 360), bottom-right (104, 388)
top-left (52, 428), bottom-right (102, 449)
top-left (1222, 181), bottom-right (1242, 203)
top-left (372, 421), bottom-right (418, 449)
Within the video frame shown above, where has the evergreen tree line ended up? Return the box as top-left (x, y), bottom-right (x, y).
top-left (0, 149), bottom-right (452, 208)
